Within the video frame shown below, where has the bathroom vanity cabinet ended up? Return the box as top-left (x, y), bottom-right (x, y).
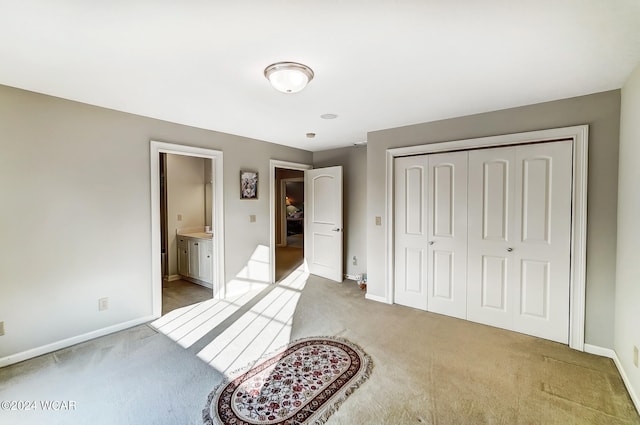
top-left (177, 233), bottom-right (213, 287)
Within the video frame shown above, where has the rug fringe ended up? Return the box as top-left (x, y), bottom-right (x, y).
top-left (307, 345), bottom-right (373, 425)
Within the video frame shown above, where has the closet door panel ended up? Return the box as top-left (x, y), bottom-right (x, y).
top-left (467, 147), bottom-right (516, 330)
top-left (482, 160), bottom-right (510, 241)
top-left (481, 255), bottom-right (508, 311)
top-left (427, 151), bottom-right (468, 319)
top-left (394, 156), bottom-right (429, 310)
top-left (512, 141), bottom-right (572, 343)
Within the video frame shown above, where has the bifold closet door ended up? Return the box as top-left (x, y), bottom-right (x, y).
top-left (512, 141), bottom-right (572, 343)
top-left (467, 147), bottom-right (516, 331)
top-left (467, 141), bottom-right (572, 343)
top-left (394, 156), bottom-right (429, 310)
top-left (394, 152), bottom-right (467, 316)
top-left (426, 151), bottom-right (468, 319)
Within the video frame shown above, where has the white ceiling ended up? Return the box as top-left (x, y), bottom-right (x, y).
top-left (1, 1), bottom-right (639, 152)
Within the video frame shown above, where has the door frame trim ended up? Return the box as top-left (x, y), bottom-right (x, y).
top-left (150, 141), bottom-right (225, 318)
top-left (269, 160), bottom-right (312, 283)
top-left (384, 125), bottom-right (589, 350)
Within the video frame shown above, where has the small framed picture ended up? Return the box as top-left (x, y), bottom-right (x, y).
top-left (240, 170), bottom-right (258, 199)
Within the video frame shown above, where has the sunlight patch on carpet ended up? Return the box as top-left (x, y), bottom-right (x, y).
top-left (197, 266), bottom-right (309, 374)
top-left (151, 286), bottom-right (266, 349)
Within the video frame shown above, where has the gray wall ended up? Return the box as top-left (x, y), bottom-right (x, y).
top-left (314, 146), bottom-right (368, 278)
top-left (366, 90), bottom-right (621, 349)
top-left (0, 84), bottom-right (312, 360)
top-left (615, 65), bottom-right (640, 400)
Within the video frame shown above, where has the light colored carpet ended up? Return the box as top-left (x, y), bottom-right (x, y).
top-left (1, 273), bottom-right (638, 425)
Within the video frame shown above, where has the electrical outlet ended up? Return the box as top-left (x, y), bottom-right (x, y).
top-left (634, 346), bottom-right (638, 368)
top-left (177, 214), bottom-right (182, 221)
top-left (352, 256), bottom-right (357, 265)
top-left (0, 321), bottom-right (4, 336)
top-left (249, 215), bottom-right (256, 223)
top-left (98, 297), bottom-right (109, 311)
top-left (375, 216), bottom-right (382, 226)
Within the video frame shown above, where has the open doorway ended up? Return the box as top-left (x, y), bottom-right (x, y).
top-left (160, 153), bottom-right (214, 314)
top-left (269, 160), bottom-right (312, 283)
top-left (150, 141), bottom-right (225, 319)
top-left (275, 170), bottom-right (305, 281)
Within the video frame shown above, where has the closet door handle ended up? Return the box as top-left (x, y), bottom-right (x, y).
top-left (507, 247), bottom-right (513, 252)
top-left (428, 241), bottom-right (435, 246)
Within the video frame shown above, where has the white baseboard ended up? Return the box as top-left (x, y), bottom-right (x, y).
top-left (183, 276), bottom-right (213, 289)
top-left (166, 274), bottom-right (181, 282)
top-left (0, 315), bottom-right (155, 368)
top-left (584, 343), bottom-right (616, 358)
top-left (365, 293), bottom-right (392, 304)
top-left (584, 344), bottom-right (640, 415)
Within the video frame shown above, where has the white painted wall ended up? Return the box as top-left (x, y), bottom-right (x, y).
top-left (0, 84), bottom-right (311, 362)
top-left (366, 90), bottom-right (621, 349)
top-left (615, 64), bottom-right (640, 404)
top-left (166, 154), bottom-right (206, 276)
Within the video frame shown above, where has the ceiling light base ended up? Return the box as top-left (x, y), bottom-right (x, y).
top-left (264, 62), bottom-right (314, 94)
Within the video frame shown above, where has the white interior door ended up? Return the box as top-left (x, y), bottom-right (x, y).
top-left (467, 141), bottom-right (572, 343)
top-left (304, 166), bottom-right (343, 282)
top-left (394, 156), bottom-right (429, 310)
top-left (427, 151), bottom-right (468, 319)
top-left (511, 141), bottom-right (572, 343)
top-left (467, 147), bottom-right (517, 330)
top-left (394, 152), bottom-right (469, 314)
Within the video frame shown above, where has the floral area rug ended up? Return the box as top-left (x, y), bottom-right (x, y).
top-left (203, 337), bottom-right (373, 425)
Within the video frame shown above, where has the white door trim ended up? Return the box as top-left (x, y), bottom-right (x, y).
top-left (269, 160), bottom-right (312, 283)
top-left (383, 125), bottom-right (589, 350)
top-left (150, 141), bottom-right (225, 318)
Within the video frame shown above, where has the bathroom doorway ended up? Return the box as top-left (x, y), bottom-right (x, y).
top-left (150, 141), bottom-right (225, 319)
top-left (159, 153), bottom-right (214, 314)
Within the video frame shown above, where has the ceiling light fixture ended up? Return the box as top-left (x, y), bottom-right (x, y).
top-left (264, 62), bottom-right (314, 94)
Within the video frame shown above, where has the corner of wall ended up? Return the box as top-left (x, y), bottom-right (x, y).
top-left (613, 63), bottom-right (640, 418)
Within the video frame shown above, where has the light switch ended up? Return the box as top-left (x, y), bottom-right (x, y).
top-left (375, 216), bottom-right (382, 226)
top-left (249, 215), bottom-right (256, 223)
top-left (99, 297), bottom-right (109, 311)
top-left (177, 214), bottom-right (183, 221)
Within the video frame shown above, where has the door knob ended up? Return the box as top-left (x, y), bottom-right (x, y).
top-left (507, 247), bottom-right (513, 252)
top-left (428, 241), bottom-right (435, 245)
top-left (332, 228), bottom-right (342, 232)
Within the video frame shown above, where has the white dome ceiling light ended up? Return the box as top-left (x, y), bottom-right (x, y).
top-left (264, 62), bottom-right (314, 94)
